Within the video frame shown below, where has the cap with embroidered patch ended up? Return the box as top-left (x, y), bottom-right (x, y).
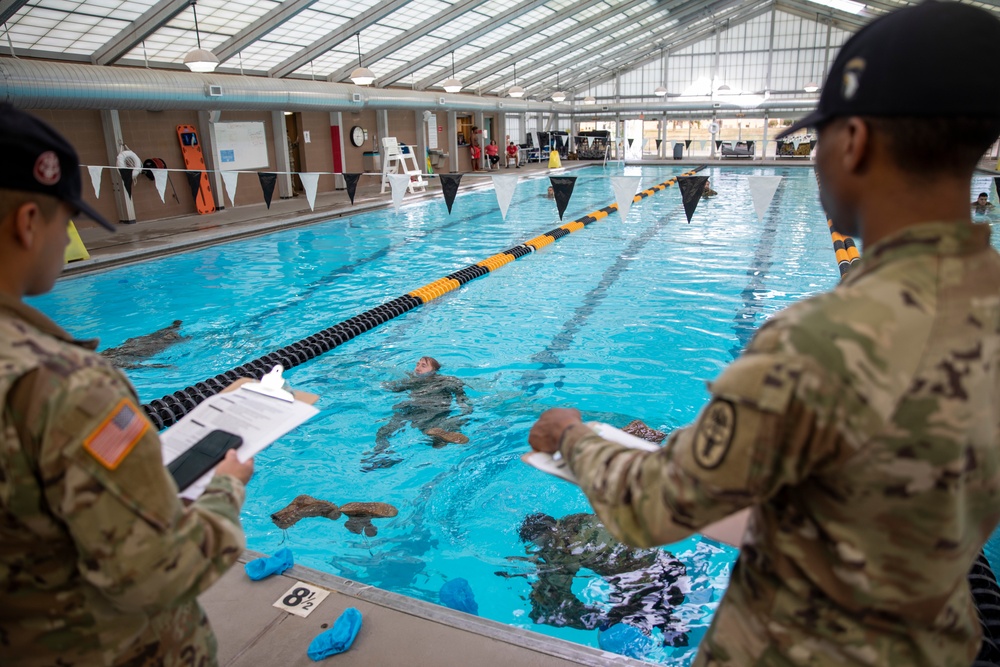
top-left (777, 1), bottom-right (1000, 140)
top-left (0, 103), bottom-right (115, 231)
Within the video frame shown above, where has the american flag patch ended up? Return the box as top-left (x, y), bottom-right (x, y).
top-left (83, 399), bottom-right (150, 470)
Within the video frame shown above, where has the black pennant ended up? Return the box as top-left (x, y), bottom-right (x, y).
top-left (685, 140), bottom-right (692, 149)
top-left (677, 176), bottom-right (709, 224)
top-left (258, 172), bottom-right (277, 209)
top-left (439, 173), bottom-right (463, 214)
top-left (627, 138), bottom-right (634, 148)
top-left (656, 139), bottom-right (662, 149)
top-left (715, 140), bottom-right (722, 150)
top-left (747, 140), bottom-right (755, 152)
top-left (810, 139), bottom-right (817, 150)
top-left (118, 168), bottom-right (134, 200)
top-left (550, 176), bottom-right (577, 221)
top-left (185, 171), bottom-right (202, 206)
top-left (344, 173), bottom-right (362, 205)
top-left (993, 176), bottom-right (999, 202)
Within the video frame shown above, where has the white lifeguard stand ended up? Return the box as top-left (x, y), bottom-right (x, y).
top-left (380, 137), bottom-right (427, 194)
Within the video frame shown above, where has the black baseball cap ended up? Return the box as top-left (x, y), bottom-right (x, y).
top-left (777, 1), bottom-right (1000, 139)
top-left (0, 103), bottom-right (115, 231)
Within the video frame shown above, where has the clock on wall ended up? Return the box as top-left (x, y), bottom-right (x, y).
top-left (350, 126), bottom-right (366, 147)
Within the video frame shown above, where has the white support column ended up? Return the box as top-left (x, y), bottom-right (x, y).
top-left (415, 110), bottom-right (428, 175)
top-left (270, 110), bottom-right (293, 199)
top-left (474, 110), bottom-right (485, 170)
top-left (99, 109), bottom-right (136, 224)
top-left (198, 109), bottom-right (224, 209)
top-left (660, 113), bottom-right (667, 159)
top-left (377, 110), bottom-right (390, 147)
top-left (447, 111), bottom-right (458, 173)
top-left (761, 112), bottom-right (769, 161)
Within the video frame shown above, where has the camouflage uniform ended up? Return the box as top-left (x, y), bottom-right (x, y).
top-left (375, 372), bottom-right (472, 449)
top-left (562, 221), bottom-right (1000, 666)
top-left (0, 294), bottom-right (246, 666)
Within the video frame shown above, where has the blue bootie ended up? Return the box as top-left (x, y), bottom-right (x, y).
top-left (439, 578), bottom-right (478, 615)
top-left (244, 547), bottom-right (294, 581)
top-left (308, 607), bottom-right (363, 660)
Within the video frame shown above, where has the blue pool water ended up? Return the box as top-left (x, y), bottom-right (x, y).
top-left (31, 166), bottom-right (1000, 665)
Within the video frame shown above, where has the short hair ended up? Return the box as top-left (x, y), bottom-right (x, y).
top-left (420, 356), bottom-right (441, 371)
top-left (979, 192), bottom-right (990, 198)
top-left (519, 512), bottom-right (557, 543)
top-left (0, 189), bottom-right (62, 222)
top-left (864, 116), bottom-right (1000, 176)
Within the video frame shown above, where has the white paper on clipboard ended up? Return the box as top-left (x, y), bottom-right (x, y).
top-left (161, 385), bottom-right (319, 500)
top-left (522, 421), bottom-right (749, 547)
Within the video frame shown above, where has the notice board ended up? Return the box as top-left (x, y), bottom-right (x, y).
top-left (214, 122), bottom-right (269, 171)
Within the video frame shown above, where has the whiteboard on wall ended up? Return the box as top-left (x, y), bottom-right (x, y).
top-left (214, 122), bottom-right (269, 171)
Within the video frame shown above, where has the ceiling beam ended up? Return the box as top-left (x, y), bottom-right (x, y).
top-left (378, 0), bottom-right (563, 88)
top-left (268, 0), bottom-right (411, 78)
top-left (0, 0), bottom-right (29, 25)
top-left (91, 0), bottom-right (192, 65)
top-left (214, 0), bottom-right (319, 64)
top-left (325, 0), bottom-right (487, 82)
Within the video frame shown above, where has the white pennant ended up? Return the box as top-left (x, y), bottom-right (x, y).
top-left (389, 174), bottom-right (410, 210)
top-left (700, 140), bottom-right (707, 151)
top-left (587, 136), bottom-right (594, 147)
top-left (88, 166), bottom-right (103, 199)
top-left (747, 176), bottom-right (783, 222)
top-left (792, 138), bottom-right (802, 150)
top-left (491, 174), bottom-right (518, 220)
top-left (222, 171), bottom-right (240, 207)
top-left (300, 172), bottom-right (320, 211)
top-left (611, 176), bottom-right (642, 222)
top-left (151, 169), bottom-right (168, 203)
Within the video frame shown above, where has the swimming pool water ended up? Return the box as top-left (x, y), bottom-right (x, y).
top-left (32, 166), bottom-right (1000, 665)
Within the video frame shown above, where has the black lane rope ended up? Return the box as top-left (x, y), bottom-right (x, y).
top-left (142, 166), bottom-right (706, 429)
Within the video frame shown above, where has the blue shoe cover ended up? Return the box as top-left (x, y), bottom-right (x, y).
top-left (244, 547), bottom-right (294, 581)
top-left (439, 578), bottom-right (478, 615)
top-left (308, 607), bottom-right (363, 660)
top-left (598, 623), bottom-right (654, 659)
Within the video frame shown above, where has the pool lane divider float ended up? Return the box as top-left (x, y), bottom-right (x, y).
top-left (141, 166), bottom-right (707, 429)
top-left (827, 219), bottom-right (861, 278)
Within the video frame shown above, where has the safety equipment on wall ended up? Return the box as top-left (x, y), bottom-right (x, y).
top-left (142, 157), bottom-right (167, 180)
top-left (116, 149), bottom-right (142, 180)
top-left (708, 121), bottom-right (720, 135)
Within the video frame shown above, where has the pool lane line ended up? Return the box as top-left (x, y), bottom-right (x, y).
top-left (827, 219), bottom-right (861, 278)
top-left (141, 166), bottom-right (706, 429)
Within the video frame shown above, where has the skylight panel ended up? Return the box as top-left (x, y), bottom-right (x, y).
top-left (473, 0), bottom-right (511, 18)
top-left (511, 6), bottom-right (555, 27)
top-left (379, 0), bottom-right (452, 29)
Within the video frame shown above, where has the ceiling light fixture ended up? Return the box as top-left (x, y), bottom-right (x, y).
top-left (442, 51), bottom-right (463, 94)
top-left (803, 81), bottom-right (820, 93)
top-left (350, 32), bottom-right (375, 86)
top-left (508, 63), bottom-right (525, 98)
top-left (551, 71), bottom-right (565, 103)
top-left (183, 1), bottom-right (219, 73)
top-left (654, 47), bottom-right (667, 96)
top-left (583, 78), bottom-right (595, 105)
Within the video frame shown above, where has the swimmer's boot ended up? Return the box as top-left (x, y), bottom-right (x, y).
top-left (425, 428), bottom-right (469, 445)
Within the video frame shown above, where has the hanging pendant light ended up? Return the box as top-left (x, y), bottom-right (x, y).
top-left (654, 48), bottom-right (667, 96)
top-left (803, 82), bottom-right (820, 93)
top-left (508, 63), bottom-right (525, 98)
top-left (183, 1), bottom-right (219, 73)
top-left (583, 78), bottom-right (595, 105)
top-left (551, 71), bottom-right (566, 103)
top-left (350, 32), bottom-right (375, 86)
top-left (442, 52), bottom-right (463, 93)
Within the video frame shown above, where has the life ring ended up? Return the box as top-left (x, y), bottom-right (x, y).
top-left (708, 121), bottom-right (720, 135)
top-left (116, 149), bottom-right (142, 180)
top-left (142, 157), bottom-right (166, 181)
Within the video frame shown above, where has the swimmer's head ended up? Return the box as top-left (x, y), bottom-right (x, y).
top-left (415, 356), bottom-right (440, 374)
top-left (519, 512), bottom-right (557, 544)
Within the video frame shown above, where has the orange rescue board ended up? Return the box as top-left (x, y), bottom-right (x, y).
top-left (177, 125), bottom-right (216, 214)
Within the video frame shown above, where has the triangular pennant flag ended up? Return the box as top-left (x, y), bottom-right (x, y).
top-left (809, 140), bottom-right (817, 150)
top-left (994, 177), bottom-right (1000, 204)
top-left (715, 140), bottom-right (722, 150)
top-left (627, 138), bottom-right (634, 148)
top-left (344, 173), bottom-right (362, 205)
top-left (258, 172), bottom-right (277, 209)
top-left (300, 172), bottom-right (320, 211)
top-left (611, 176), bottom-right (642, 222)
top-left (88, 166), bottom-right (103, 199)
top-left (549, 176), bottom-right (577, 221)
top-left (746, 176), bottom-right (783, 222)
top-left (587, 137), bottom-right (594, 147)
top-left (656, 139), bottom-right (662, 149)
top-left (222, 171), bottom-right (240, 207)
top-left (792, 138), bottom-right (802, 150)
top-left (388, 174), bottom-right (410, 210)
top-left (492, 174), bottom-right (517, 220)
top-left (439, 173), bottom-right (463, 214)
top-left (746, 140), bottom-right (754, 152)
top-left (151, 169), bottom-right (168, 203)
top-left (118, 168), bottom-right (134, 200)
top-left (685, 140), bottom-right (692, 149)
top-left (186, 171), bottom-right (203, 206)
top-left (676, 176), bottom-right (708, 223)
top-left (700, 140), bottom-right (707, 150)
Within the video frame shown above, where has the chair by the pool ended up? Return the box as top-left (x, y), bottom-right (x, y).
top-left (380, 137), bottom-right (427, 194)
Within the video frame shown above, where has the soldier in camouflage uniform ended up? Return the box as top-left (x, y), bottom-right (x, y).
top-left (0, 104), bottom-right (254, 665)
top-left (529, 4), bottom-right (1000, 666)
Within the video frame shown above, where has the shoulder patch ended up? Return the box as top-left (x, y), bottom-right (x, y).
top-left (82, 398), bottom-right (150, 470)
top-left (693, 399), bottom-right (736, 469)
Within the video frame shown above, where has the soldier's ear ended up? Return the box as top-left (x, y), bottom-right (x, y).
top-left (5, 201), bottom-right (42, 250)
top-left (841, 117), bottom-right (872, 175)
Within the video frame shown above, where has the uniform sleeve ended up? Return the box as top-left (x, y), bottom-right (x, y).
top-left (563, 350), bottom-right (844, 548)
top-left (27, 363), bottom-right (246, 614)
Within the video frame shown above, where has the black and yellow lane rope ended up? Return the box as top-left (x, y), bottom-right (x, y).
top-left (143, 166), bottom-right (706, 428)
top-left (827, 219), bottom-right (861, 279)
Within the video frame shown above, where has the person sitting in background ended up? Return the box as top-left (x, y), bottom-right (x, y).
top-left (973, 192), bottom-right (995, 213)
top-left (486, 140), bottom-right (500, 170)
top-left (506, 141), bottom-right (520, 168)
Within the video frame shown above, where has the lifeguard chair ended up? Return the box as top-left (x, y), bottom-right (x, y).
top-left (380, 137), bottom-right (427, 194)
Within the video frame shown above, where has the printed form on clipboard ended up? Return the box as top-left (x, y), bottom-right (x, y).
top-left (160, 367), bottom-right (320, 500)
top-left (522, 421), bottom-right (749, 548)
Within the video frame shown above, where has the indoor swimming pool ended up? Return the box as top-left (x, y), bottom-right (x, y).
top-left (31, 165), bottom-right (1000, 665)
